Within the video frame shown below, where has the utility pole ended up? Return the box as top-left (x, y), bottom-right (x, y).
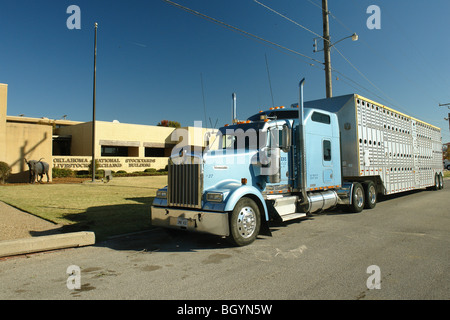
top-left (322, 0), bottom-right (332, 98)
top-left (91, 22), bottom-right (98, 182)
top-left (439, 103), bottom-right (450, 130)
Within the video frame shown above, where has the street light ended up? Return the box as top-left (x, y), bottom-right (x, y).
top-left (313, 33), bottom-right (359, 53)
top-left (313, 31), bottom-right (358, 98)
top-left (439, 103), bottom-right (450, 131)
top-left (91, 22), bottom-right (98, 182)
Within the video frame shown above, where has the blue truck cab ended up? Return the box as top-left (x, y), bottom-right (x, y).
top-left (152, 80), bottom-right (345, 246)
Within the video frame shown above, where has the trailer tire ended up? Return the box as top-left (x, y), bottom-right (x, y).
top-left (363, 181), bottom-right (377, 209)
top-left (433, 174), bottom-right (439, 191)
top-left (227, 197), bottom-right (261, 247)
top-left (438, 173), bottom-right (444, 190)
top-left (349, 182), bottom-right (365, 213)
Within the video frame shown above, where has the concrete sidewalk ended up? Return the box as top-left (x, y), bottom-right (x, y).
top-left (0, 201), bottom-right (95, 258)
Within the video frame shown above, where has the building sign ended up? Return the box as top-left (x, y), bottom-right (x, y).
top-left (125, 158), bottom-right (157, 168)
top-left (53, 156), bottom-right (168, 172)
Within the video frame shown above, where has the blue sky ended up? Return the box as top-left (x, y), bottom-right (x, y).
top-left (1, 0), bottom-right (449, 142)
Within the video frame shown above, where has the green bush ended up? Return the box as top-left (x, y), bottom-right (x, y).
top-left (52, 168), bottom-right (74, 178)
top-left (0, 161), bottom-right (11, 184)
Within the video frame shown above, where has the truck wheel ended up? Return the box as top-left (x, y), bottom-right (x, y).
top-left (227, 198), bottom-right (261, 246)
top-left (363, 181), bottom-right (377, 209)
top-left (349, 182), bottom-right (365, 213)
top-left (438, 173), bottom-right (444, 190)
top-left (433, 174), bottom-right (439, 190)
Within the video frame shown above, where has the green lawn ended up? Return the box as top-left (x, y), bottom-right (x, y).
top-left (0, 176), bottom-right (167, 241)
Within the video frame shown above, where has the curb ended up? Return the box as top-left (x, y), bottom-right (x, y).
top-left (0, 231), bottom-right (95, 258)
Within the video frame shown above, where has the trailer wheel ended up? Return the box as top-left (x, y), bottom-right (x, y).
top-left (433, 174), bottom-right (439, 190)
top-left (438, 173), bottom-right (444, 190)
top-left (349, 182), bottom-right (365, 213)
top-left (227, 197), bottom-right (261, 246)
top-left (363, 181), bottom-right (377, 209)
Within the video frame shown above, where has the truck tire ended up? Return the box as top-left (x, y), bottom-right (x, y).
top-left (438, 173), bottom-right (444, 190)
top-left (433, 174), bottom-right (439, 190)
top-left (349, 182), bottom-right (365, 213)
top-left (363, 181), bottom-right (377, 209)
top-left (227, 197), bottom-right (261, 246)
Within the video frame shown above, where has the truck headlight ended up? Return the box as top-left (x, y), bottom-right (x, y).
top-left (156, 190), bottom-right (167, 199)
top-left (206, 192), bottom-right (223, 202)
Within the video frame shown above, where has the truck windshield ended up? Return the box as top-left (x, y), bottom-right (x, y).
top-left (218, 125), bottom-right (266, 151)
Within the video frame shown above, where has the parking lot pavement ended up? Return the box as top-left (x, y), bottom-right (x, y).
top-left (0, 184), bottom-right (449, 300)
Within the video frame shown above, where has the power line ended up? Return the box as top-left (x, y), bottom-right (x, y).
top-left (332, 46), bottom-right (404, 109)
top-left (161, 0), bottom-right (400, 110)
top-left (265, 53), bottom-right (275, 108)
top-left (352, 0), bottom-right (450, 98)
top-left (254, 0), bottom-right (325, 41)
top-left (304, 0), bottom-right (355, 35)
top-left (255, 0), bottom-right (401, 107)
top-left (162, 0), bottom-right (438, 124)
top-left (162, 0), bottom-right (323, 66)
top-left (200, 73), bottom-right (208, 126)
top-left (305, 0), bottom-right (449, 116)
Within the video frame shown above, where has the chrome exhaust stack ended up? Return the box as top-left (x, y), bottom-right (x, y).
top-left (232, 93), bottom-right (237, 124)
top-left (298, 78), bottom-right (308, 207)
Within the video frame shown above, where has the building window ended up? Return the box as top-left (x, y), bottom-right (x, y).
top-left (101, 146), bottom-right (128, 157)
top-left (53, 136), bottom-right (71, 156)
top-left (145, 148), bottom-right (165, 157)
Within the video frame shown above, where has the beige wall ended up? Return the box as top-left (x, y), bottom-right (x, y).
top-left (0, 84), bottom-right (53, 182)
top-left (0, 84), bottom-right (7, 161)
top-left (5, 122), bottom-right (53, 182)
top-left (56, 122), bottom-right (93, 156)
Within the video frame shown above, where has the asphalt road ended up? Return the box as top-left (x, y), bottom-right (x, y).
top-left (0, 184), bottom-right (449, 301)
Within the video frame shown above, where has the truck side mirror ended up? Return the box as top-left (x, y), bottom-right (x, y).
top-left (281, 124), bottom-right (291, 153)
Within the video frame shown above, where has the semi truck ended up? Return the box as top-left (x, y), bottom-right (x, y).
top-left (152, 79), bottom-right (444, 246)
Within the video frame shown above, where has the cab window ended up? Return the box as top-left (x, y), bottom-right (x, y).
top-left (312, 112), bottom-right (331, 124)
top-left (323, 140), bottom-right (331, 161)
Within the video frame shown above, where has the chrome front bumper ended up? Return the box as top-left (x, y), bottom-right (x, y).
top-left (151, 206), bottom-right (229, 236)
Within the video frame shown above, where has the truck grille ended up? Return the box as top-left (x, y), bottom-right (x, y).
top-left (167, 162), bottom-right (202, 208)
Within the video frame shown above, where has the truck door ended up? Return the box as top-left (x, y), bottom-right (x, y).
top-left (322, 138), bottom-right (333, 183)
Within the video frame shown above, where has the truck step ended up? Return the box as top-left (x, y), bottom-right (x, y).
top-left (280, 212), bottom-right (307, 222)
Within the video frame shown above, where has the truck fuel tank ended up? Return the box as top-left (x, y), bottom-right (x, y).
top-left (305, 190), bottom-right (339, 214)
